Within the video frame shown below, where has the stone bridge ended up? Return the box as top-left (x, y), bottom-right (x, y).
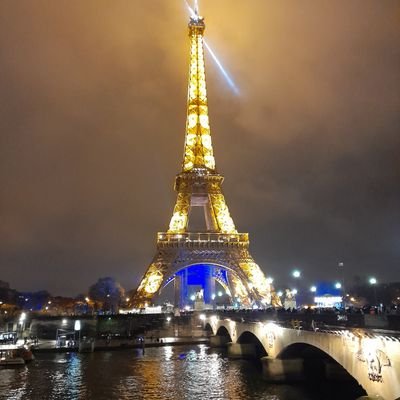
top-left (205, 313), bottom-right (400, 400)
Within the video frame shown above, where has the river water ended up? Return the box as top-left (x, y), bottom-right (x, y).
top-left (0, 345), bottom-right (362, 400)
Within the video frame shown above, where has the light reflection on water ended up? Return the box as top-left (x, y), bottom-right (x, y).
top-left (0, 345), bottom-right (332, 400)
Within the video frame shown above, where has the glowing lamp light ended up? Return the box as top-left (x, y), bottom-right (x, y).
top-left (19, 312), bottom-right (26, 322)
top-left (218, 291), bottom-right (223, 297)
top-left (166, 316), bottom-right (171, 322)
top-left (292, 270), bottom-right (301, 278)
top-left (266, 277), bottom-right (274, 284)
top-left (310, 286), bottom-right (317, 293)
top-left (190, 294), bottom-right (196, 301)
top-left (199, 314), bottom-right (206, 321)
top-left (277, 291), bottom-right (283, 297)
top-left (74, 320), bottom-right (81, 331)
top-left (369, 277), bottom-right (377, 285)
top-left (292, 289), bottom-right (298, 295)
top-left (335, 282), bottom-right (342, 289)
top-left (211, 294), bottom-right (216, 300)
top-left (62, 319), bottom-right (68, 325)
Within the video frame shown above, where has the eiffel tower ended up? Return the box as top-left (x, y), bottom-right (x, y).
top-left (132, 11), bottom-right (280, 309)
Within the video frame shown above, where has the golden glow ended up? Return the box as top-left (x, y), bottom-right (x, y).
top-left (136, 263), bottom-right (164, 297)
top-left (168, 192), bottom-right (191, 232)
top-left (132, 15), bottom-right (279, 309)
top-left (239, 261), bottom-right (282, 307)
top-left (182, 18), bottom-right (215, 172)
top-left (209, 193), bottom-right (237, 233)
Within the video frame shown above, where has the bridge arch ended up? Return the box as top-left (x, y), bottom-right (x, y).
top-left (204, 323), bottom-right (213, 336)
top-left (216, 325), bottom-right (233, 342)
top-left (237, 331), bottom-right (268, 358)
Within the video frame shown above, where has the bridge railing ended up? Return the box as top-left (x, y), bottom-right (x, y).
top-left (203, 309), bottom-right (400, 333)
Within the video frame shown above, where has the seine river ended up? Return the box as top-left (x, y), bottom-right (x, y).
top-left (0, 344), bottom-right (361, 400)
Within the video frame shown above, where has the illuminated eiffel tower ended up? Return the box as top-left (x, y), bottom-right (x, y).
top-left (132, 11), bottom-right (280, 309)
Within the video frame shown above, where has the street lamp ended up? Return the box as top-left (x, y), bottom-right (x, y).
top-left (338, 262), bottom-right (346, 309)
top-left (74, 320), bottom-right (81, 349)
top-left (369, 277), bottom-right (378, 305)
top-left (292, 270), bottom-right (301, 278)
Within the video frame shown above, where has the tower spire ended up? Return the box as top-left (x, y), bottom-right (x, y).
top-left (182, 14), bottom-right (215, 172)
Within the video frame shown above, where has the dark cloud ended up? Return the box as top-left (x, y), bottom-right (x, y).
top-left (0, 1), bottom-right (399, 295)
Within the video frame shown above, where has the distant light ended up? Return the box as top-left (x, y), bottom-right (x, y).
top-left (166, 316), bottom-right (171, 322)
top-left (199, 314), bottom-right (206, 320)
top-left (310, 286), bottom-right (317, 293)
top-left (184, 305), bottom-right (190, 311)
top-left (20, 312), bottom-right (26, 322)
top-left (292, 270), bottom-right (301, 278)
top-left (277, 291), bottom-right (283, 297)
top-left (292, 289), bottom-right (298, 295)
top-left (211, 294), bottom-right (216, 300)
top-left (335, 282), bottom-right (342, 289)
top-left (25, 298), bottom-right (29, 302)
top-left (62, 319), bottom-right (68, 325)
top-left (218, 291), bottom-right (223, 297)
top-left (190, 294), bottom-right (196, 301)
top-left (48, 301), bottom-right (52, 305)
top-left (338, 262), bottom-right (344, 267)
top-left (45, 306), bottom-right (49, 310)
top-left (126, 297), bottom-right (130, 302)
top-left (85, 297), bottom-right (90, 302)
top-left (106, 294), bottom-right (110, 298)
top-left (74, 320), bottom-right (81, 331)
top-left (266, 277), bottom-right (274, 284)
top-left (369, 277), bottom-right (377, 285)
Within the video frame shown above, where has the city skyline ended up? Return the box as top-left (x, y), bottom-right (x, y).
top-left (1, 1), bottom-right (399, 296)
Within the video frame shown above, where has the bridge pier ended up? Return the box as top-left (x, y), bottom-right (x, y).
top-left (261, 356), bottom-right (305, 382)
top-left (209, 335), bottom-right (230, 348)
top-left (227, 342), bottom-right (257, 359)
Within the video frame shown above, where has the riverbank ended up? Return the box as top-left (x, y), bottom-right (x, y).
top-left (28, 336), bottom-right (210, 353)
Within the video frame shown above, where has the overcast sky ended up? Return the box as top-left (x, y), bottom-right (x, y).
top-left (0, 1), bottom-right (399, 296)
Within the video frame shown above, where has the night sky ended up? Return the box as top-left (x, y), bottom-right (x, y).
top-left (0, 1), bottom-right (399, 296)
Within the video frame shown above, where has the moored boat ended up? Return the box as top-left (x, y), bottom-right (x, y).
top-left (0, 350), bottom-right (25, 367)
